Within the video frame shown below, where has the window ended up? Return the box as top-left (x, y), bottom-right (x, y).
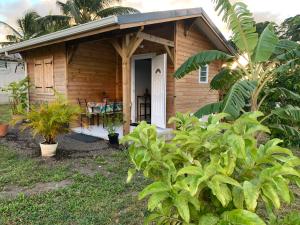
top-left (199, 65), bottom-right (209, 83)
top-left (34, 57), bottom-right (54, 95)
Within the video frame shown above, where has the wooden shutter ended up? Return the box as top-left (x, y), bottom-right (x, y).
top-left (34, 60), bottom-right (43, 91)
top-left (43, 57), bottom-right (54, 94)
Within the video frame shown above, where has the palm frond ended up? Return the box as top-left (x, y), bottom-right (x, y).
top-left (272, 105), bottom-right (300, 123)
top-left (276, 58), bottom-right (300, 74)
top-left (221, 80), bottom-right (257, 118)
top-left (6, 34), bottom-right (20, 42)
top-left (213, 0), bottom-right (258, 55)
top-left (253, 23), bottom-right (278, 62)
top-left (276, 45), bottom-right (300, 61)
top-left (194, 80), bottom-right (257, 118)
top-left (266, 87), bottom-right (300, 102)
top-left (174, 50), bottom-right (234, 79)
top-left (97, 6), bottom-right (139, 18)
top-left (0, 21), bottom-right (22, 37)
top-left (210, 68), bottom-right (242, 91)
top-left (37, 15), bottom-right (70, 34)
top-left (269, 124), bottom-right (300, 141)
top-left (194, 102), bottom-right (223, 118)
top-left (273, 39), bottom-right (299, 55)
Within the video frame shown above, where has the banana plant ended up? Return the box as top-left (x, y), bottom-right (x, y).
top-left (174, 0), bottom-right (300, 121)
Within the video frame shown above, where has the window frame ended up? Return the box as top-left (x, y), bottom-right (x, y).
top-left (199, 64), bottom-right (209, 84)
top-left (34, 56), bottom-right (54, 95)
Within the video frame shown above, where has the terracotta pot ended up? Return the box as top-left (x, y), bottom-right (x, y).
top-left (0, 123), bottom-right (9, 137)
top-left (40, 142), bottom-right (58, 157)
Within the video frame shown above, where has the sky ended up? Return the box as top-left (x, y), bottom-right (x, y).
top-left (0, 0), bottom-right (299, 41)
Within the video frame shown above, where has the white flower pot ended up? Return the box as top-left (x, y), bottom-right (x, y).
top-left (40, 142), bottom-right (58, 157)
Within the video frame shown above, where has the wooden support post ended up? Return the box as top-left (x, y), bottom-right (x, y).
top-left (122, 57), bottom-right (131, 135)
top-left (122, 35), bottom-right (130, 135)
top-left (110, 33), bottom-right (145, 135)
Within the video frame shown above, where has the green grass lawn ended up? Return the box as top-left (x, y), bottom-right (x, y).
top-left (0, 105), bottom-right (12, 123)
top-left (0, 145), bottom-right (146, 225)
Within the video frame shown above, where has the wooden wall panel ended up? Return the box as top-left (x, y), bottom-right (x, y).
top-left (25, 43), bottom-right (67, 103)
top-left (174, 21), bottom-right (221, 114)
top-left (67, 40), bottom-right (117, 104)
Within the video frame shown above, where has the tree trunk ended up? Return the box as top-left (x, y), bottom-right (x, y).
top-left (250, 95), bottom-right (258, 112)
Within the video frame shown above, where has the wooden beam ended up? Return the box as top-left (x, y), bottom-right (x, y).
top-left (67, 45), bottom-right (78, 64)
top-left (121, 36), bottom-right (131, 135)
top-left (164, 45), bottom-right (174, 64)
top-left (127, 37), bottom-right (143, 58)
top-left (137, 32), bottom-right (174, 47)
top-left (110, 39), bottom-right (123, 57)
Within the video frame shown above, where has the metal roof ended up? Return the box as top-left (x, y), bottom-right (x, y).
top-left (0, 54), bottom-right (22, 62)
top-left (0, 8), bottom-right (233, 54)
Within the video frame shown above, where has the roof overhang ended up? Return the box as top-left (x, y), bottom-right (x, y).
top-left (0, 16), bottom-right (118, 54)
top-left (0, 8), bottom-right (234, 54)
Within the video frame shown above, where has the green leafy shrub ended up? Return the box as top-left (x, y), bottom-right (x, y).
top-left (20, 94), bottom-right (81, 144)
top-left (122, 112), bottom-right (300, 225)
top-left (1, 77), bottom-right (29, 115)
top-left (271, 211), bottom-right (300, 225)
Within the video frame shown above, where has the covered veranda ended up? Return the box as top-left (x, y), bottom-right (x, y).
top-left (66, 20), bottom-right (177, 137)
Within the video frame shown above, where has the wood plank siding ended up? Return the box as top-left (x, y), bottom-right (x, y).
top-left (25, 43), bottom-right (67, 103)
top-left (174, 21), bottom-right (221, 113)
top-left (24, 19), bottom-right (223, 127)
top-left (67, 41), bottom-right (117, 104)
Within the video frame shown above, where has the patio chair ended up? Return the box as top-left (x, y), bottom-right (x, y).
top-left (101, 101), bottom-right (123, 128)
top-left (77, 98), bottom-right (100, 128)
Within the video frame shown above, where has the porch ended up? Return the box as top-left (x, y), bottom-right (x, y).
top-left (72, 125), bottom-right (173, 140)
top-left (66, 21), bottom-right (176, 135)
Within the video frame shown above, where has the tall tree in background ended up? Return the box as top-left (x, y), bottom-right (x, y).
top-left (0, 11), bottom-right (40, 45)
top-left (37, 15), bottom-right (70, 35)
top-left (0, 11), bottom-right (70, 46)
top-left (56, 0), bottom-right (139, 25)
top-left (279, 15), bottom-right (300, 41)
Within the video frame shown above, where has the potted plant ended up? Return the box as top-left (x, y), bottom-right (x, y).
top-left (105, 115), bottom-right (123, 145)
top-left (20, 94), bottom-right (80, 157)
top-left (0, 119), bottom-right (9, 137)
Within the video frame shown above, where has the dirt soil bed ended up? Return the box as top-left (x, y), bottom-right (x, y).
top-left (0, 124), bottom-right (119, 159)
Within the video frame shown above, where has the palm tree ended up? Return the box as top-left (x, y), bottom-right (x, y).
top-left (37, 15), bottom-right (70, 35)
top-left (174, 0), bottom-right (300, 136)
top-left (0, 11), bottom-right (71, 46)
top-left (56, 0), bottom-right (139, 25)
top-left (7, 11), bottom-right (41, 43)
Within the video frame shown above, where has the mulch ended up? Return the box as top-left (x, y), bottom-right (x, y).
top-left (0, 124), bottom-right (121, 160)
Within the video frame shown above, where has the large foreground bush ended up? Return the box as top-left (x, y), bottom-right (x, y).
top-left (122, 112), bottom-right (300, 225)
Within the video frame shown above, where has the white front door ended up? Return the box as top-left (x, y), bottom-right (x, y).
top-left (151, 54), bottom-right (167, 128)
